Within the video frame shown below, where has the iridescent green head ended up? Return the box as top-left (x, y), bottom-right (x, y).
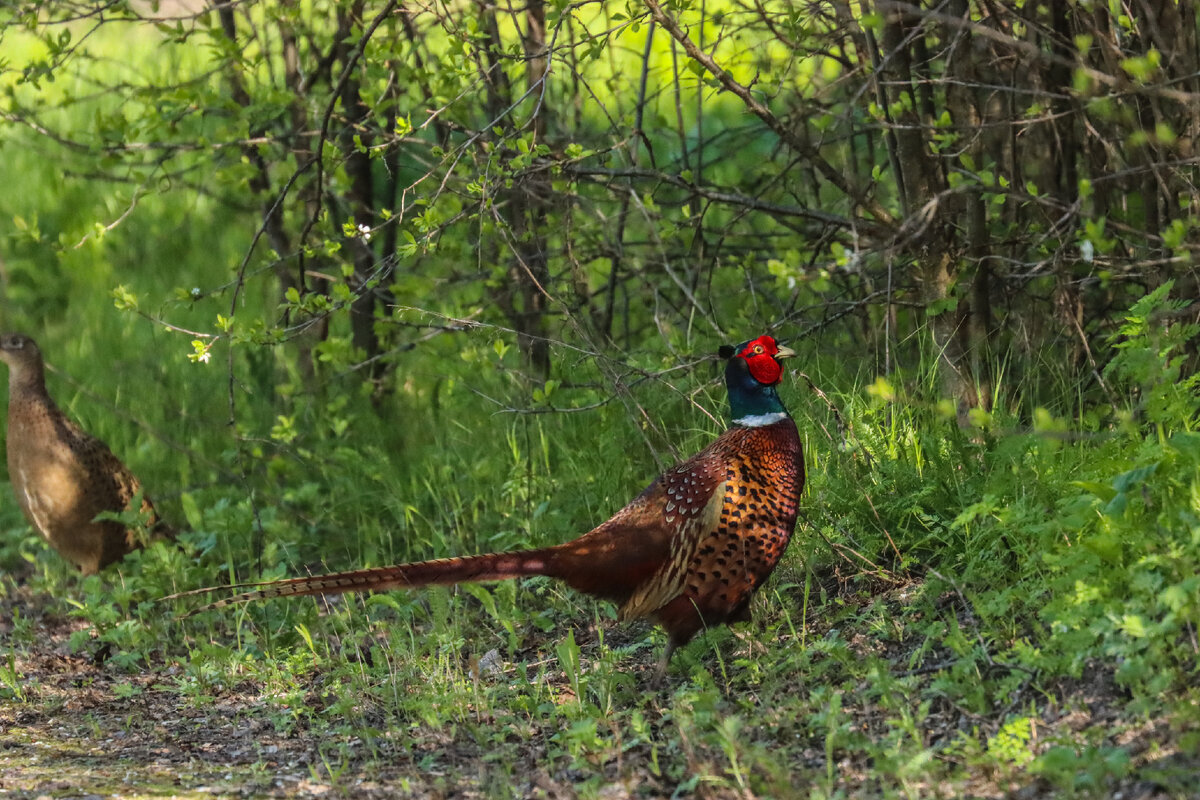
top-left (720, 335), bottom-right (795, 425)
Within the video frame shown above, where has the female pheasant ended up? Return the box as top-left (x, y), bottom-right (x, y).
top-left (179, 335), bottom-right (804, 664)
top-left (0, 333), bottom-right (171, 574)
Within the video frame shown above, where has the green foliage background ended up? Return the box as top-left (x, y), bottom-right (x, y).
top-left (0, 1), bottom-right (1198, 797)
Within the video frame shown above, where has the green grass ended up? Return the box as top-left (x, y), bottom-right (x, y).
top-left (3, 288), bottom-right (1197, 797)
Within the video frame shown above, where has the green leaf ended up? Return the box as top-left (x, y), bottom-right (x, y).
top-left (927, 296), bottom-right (959, 317)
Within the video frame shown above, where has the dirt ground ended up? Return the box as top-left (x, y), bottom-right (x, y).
top-left (2, 579), bottom-right (1196, 800)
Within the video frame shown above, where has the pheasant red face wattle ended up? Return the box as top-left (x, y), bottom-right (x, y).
top-left (738, 335), bottom-right (793, 385)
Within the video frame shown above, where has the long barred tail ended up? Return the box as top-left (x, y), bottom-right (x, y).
top-left (165, 548), bottom-right (562, 616)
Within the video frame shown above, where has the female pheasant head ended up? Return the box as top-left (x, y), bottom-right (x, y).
top-left (0, 333), bottom-right (44, 386)
top-left (720, 334), bottom-right (795, 426)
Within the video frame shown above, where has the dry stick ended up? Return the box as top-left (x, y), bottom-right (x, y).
top-left (381, 306), bottom-right (724, 426)
top-left (1065, 296), bottom-right (1121, 407)
top-left (0, 112), bottom-right (324, 156)
top-left (462, 358), bottom-right (714, 421)
top-left (793, 368), bottom-right (881, 471)
top-left (72, 188), bottom-right (142, 249)
top-left (563, 166), bottom-right (883, 233)
top-left (805, 511), bottom-right (902, 582)
top-left (861, 492), bottom-right (903, 561)
top-left (805, 412), bottom-right (838, 448)
top-left (795, 371), bottom-right (848, 441)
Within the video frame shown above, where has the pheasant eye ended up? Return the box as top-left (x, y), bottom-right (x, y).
top-left (752, 345), bottom-right (764, 355)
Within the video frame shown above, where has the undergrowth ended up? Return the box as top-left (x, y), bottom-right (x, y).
top-left (3, 287), bottom-right (1196, 797)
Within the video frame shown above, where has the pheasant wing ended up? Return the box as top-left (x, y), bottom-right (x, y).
top-left (617, 450), bottom-right (727, 621)
top-left (61, 420), bottom-right (161, 529)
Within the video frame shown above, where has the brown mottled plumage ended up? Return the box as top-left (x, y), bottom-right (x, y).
top-left (173, 335), bottom-right (804, 665)
top-left (0, 333), bottom-right (169, 574)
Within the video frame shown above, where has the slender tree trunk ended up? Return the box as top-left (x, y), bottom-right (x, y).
top-left (477, 0), bottom-right (552, 381)
top-left (510, 0), bottom-right (552, 379)
top-left (337, 2), bottom-right (388, 376)
top-left (878, 5), bottom-right (976, 411)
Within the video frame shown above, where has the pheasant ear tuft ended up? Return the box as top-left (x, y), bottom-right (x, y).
top-left (718, 344), bottom-right (736, 359)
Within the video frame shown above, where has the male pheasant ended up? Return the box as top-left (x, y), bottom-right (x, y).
top-left (0, 333), bottom-right (170, 574)
top-left (178, 335), bottom-right (804, 664)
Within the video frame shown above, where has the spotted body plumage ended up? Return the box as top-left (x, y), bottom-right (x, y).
top-left (174, 335), bottom-right (804, 667)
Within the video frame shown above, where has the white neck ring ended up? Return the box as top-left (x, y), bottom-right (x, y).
top-left (733, 412), bottom-right (787, 427)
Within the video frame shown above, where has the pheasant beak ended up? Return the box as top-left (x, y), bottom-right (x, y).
top-left (774, 344), bottom-right (796, 360)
